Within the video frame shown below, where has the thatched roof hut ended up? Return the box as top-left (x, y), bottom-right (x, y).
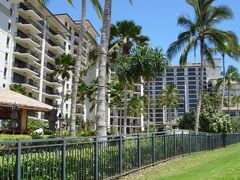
top-left (0, 87), bottom-right (53, 111)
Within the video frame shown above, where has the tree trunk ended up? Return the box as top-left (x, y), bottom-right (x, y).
top-left (147, 81), bottom-right (150, 134)
top-left (221, 53), bottom-right (226, 111)
top-left (169, 106), bottom-right (172, 129)
top-left (60, 81), bottom-right (65, 118)
top-left (123, 86), bottom-right (128, 135)
top-left (228, 87), bottom-right (230, 115)
top-left (195, 38), bottom-right (204, 133)
top-left (237, 104), bottom-right (239, 117)
top-left (96, 0), bottom-right (112, 137)
top-left (70, 0), bottom-right (86, 136)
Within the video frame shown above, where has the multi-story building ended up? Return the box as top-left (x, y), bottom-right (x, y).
top-left (0, 0), bottom-right (98, 123)
top-left (148, 63), bottom-right (211, 128)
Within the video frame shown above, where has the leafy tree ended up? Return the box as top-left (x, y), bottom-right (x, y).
top-left (158, 83), bottom-right (179, 128)
top-left (203, 91), bottom-right (222, 109)
top-left (230, 117), bottom-right (240, 132)
top-left (216, 66), bottom-right (240, 114)
top-left (10, 84), bottom-right (27, 95)
top-left (167, 0), bottom-right (238, 132)
top-left (232, 95), bottom-right (240, 116)
top-left (52, 54), bottom-right (74, 118)
top-left (178, 111), bottom-right (195, 130)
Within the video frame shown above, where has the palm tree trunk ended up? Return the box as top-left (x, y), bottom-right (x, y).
top-left (221, 53), bottom-right (226, 111)
top-left (113, 107), bottom-right (118, 135)
top-left (70, 0), bottom-right (86, 136)
top-left (96, 0), bottom-right (112, 137)
top-left (60, 81), bottom-right (65, 118)
top-left (195, 38), bottom-right (204, 133)
top-left (147, 80), bottom-right (150, 134)
top-left (123, 86), bottom-right (128, 135)
top-left (228, 87), bottom-right (230, 114)
top-left (169, 106), bottom-right (172, 128)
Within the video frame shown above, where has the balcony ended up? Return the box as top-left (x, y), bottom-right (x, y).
top-left (15, 31), bottom-right (40, 47)
top-left (13, 61), bottom-right (40, 76)
top-left (46, 38), bottom-right (65, 53)
top-left (47, 27), bottom-right (65, 42)
top-left (16, 16), bottom-right (42, 34)
top-left (14, 47), bottom-right (40, 63)
top-left (44, 63), bottom-right (56, 71)
top-left (43, 75), bottom-right (61, 84)
top-left (18, 3), bottom-right (42, 21)
top-left (13, 79), bottom-right (39, 89)
top-left (43, 89), bottom-right (61, 97)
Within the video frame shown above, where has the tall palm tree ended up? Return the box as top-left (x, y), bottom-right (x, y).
top-left (110, 20), bottom-right (149, 55)
top-left (40, 0), bottom-right (103, 136)
top-left (10, 84), bottom-right (27, 95)
top-left (109, 20), bottom-right (149, 134)
top-left (217, 66), bottom-right (240, 114)
top-left (210, 44), bottom-right (239, 111)
top-left (167, 0), bottom-right (238, 132)
top-left (232, 95), bottom-right (240, 117)
top-left (52, 54), bottom-right (75, 119)
top-left (158, 83), bottom-right (179, 128)
top-left (131, 46), bottom-right (168, 133)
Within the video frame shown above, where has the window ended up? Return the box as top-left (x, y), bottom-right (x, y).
top-left (65, 22), bottom-right (68, 27)
top-left (66, 104), bottom-right (68, 109)
top-left (67, 84), bottom-right (69, 89)
top-left (69, 27), bottom-right (72, 31)
top-left (3, 84), bottom-right (5, 88)
top-left (5, 53), bottom-right (8, 61)
top-left (8, 23), bottom-right (11, 31)
top-left (4, 68), bottom-right (7, 76)
top-left (6, 37), bottom-right (9, 47)
top-left (10, 8), bottom-right (12, 16)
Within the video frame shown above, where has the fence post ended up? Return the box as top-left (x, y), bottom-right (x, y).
top-left (94, 138), bottom-right (99, 180)
top-left (137, 135), bottom-right (141, 167)
top-left (16, 140), bottom-right (22, 180)
top-left (61, 138), bottom-right (66, 180)
top-left (164, 133), bottom-right (167, 160)
top-left (152, 133), bottom-right (156, 163)
top-left (189, 132), bottom-right (191, 155)
top-left (174, 132), bottom-right (176, 156)
top-left (119, 135), bottom-right (123, 175)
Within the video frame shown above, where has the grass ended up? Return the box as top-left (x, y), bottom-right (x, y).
top-left (121, 143), bottom-right (240, 180)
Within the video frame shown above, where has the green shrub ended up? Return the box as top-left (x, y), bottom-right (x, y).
top-left (0, 134), bottom-right (32, 141)
top-left (28, 118), bottom-right (48, 131)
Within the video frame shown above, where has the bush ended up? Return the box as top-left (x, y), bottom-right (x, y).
top-left (28, 118), bottom-right (48, 131)
top-left (77, 130), bottom-right (96, 137)
top-left (0, 134), bottom-right (32, 141)
top-left (231, 117), bottom-right (240, 133)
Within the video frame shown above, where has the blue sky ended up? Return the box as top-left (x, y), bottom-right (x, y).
top-left (47, 0), bottom-right (240, 70)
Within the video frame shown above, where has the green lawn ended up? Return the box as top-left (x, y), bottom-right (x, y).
top-left (122, 143), bottom-right (240, 180)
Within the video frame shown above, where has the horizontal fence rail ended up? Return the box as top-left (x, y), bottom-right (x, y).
top-left (0, 132), bottom-right (240, 180)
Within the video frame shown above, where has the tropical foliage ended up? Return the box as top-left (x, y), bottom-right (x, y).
top-left (10, 84), bottom-right (27, 95)
top-left (167, 0), bottom-right (239, 132)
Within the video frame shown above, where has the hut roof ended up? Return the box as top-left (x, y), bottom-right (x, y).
top-left (0, 87), bottom-right (53, 112)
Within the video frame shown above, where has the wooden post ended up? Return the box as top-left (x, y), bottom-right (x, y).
top-left (19, 109), bottom-right (27, 133)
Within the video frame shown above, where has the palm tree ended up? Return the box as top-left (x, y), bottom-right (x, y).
top-left (131, 46), bottom-right (168, 133)
top-left (10, 84), bottom-right (27, 95)
top-left (217, 66), bottom-right (240, 114)
top-left (210, 44), bottom-right (239, 111)
top-left (109, 20), bottom-right (149, 135)
top-left (232, 95), bottom-right (240, 117)
top-left (110, 20), bottom-right (149, 55)
top-left (52, 54), bottom-right (75, 119)
top-left (167, 0), bottom-right (238, 132)
top-left (40, 0), bottom-right (103, 136)
top-left (157, 83), bottom-right (179, 128)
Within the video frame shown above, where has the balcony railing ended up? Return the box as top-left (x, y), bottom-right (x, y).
top-left (13, 79), bottom-right (39, 89)
top-left (43, 75), bottom-right (61, 84)
top-left (43, 89), bottom-right (61, 96)
top-left (46, 51), bottom-right (55, 59)
top-left (47, 27), bottom-right (65, 40)
top-left (16, 16), bottom-right (42, 31)
top-left (16, 31), bottom-right (40, 44)
top-left (46, 38), bottom-right (65, 51)
top-left (44, 63), bottom-right (56, 71)
top-left (14, 47), bottom-right (40, 60)
top-left (13, 62), bottom-right (40, 75)
top-left (18, 3), bottom-right (43, 19)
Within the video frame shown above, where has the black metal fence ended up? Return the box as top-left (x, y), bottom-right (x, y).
top-left (0, 132), bottom-right (240, 180)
